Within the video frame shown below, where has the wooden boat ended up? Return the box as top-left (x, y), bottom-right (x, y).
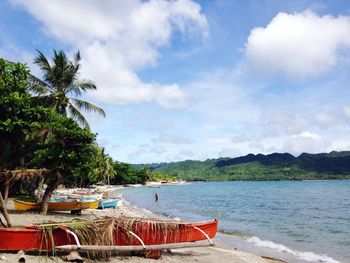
top-left (51, 193), bottom-right (102, 202)
top-left (14, 199), bottom-right (99, 211)
top-left (98, 199), bottom-right (122, 209)
top-left (0, 218), bottom-right (218, 255)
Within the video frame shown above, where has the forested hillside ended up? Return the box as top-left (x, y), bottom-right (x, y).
top-left (139, 151), bottom-right (350, 181)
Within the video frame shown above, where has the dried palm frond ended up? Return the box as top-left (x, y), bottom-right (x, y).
top-left (36, 216), bottom-right (184, 260)
top-left (0, 169), bottom-right (49, 185)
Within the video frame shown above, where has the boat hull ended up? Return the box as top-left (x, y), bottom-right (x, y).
top-left (0, 219), bottom-right (218, 251)
top-left (98, 199), bottom-right (122, 209)
top-left (14, 199), bottom-right (99, 211)
top-left (0, 226), bottom-right (75, 251)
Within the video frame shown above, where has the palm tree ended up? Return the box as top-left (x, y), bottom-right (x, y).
top-left (30, 50), bottom-right (105, 129)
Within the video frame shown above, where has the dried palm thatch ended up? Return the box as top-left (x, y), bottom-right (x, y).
top-left (37, 216), bottom-right (183, 260)
top-left (0, 168), bottom-right (49, 185)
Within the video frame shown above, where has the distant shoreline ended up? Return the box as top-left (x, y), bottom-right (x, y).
top-left (138, 151), bottom-right (350, 182)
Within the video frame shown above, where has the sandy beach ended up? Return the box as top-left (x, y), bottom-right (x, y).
top-left (0, 199), bottom-right (281, 263)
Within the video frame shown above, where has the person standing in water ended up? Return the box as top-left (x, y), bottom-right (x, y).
top-left (154, 193), bottom-right (159, 202)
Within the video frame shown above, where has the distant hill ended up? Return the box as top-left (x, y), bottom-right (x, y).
top-left (136, 151), bottom-right (350, 181)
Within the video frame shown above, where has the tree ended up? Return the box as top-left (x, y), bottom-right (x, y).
top-left (89, 148), bottom-right (116, 185)
top-left (0, 58), bottom-right (52, 225)
top-left (31, 49), bottom-right (105, 129)
top-left (30, 115), bottom-right (100, 214)
top-left (0, 58), bottom-right (104, 216)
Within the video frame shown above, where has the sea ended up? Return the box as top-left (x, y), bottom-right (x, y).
top-left (117, 181), bottom-right (350, 263)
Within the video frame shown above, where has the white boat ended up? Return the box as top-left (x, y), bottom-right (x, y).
top-left (161, 180), bottom-right (187, 186)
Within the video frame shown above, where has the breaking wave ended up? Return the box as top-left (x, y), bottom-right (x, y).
top-left (247, 236), bottom-right (340, 263)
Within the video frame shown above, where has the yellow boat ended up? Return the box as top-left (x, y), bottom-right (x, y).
top-left (14, 199), bottom-right (99, 211)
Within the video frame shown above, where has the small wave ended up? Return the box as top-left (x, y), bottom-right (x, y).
top-left (247, 236), bottom-right (339, 263)
top-left (218, 229), bottom-right (247, 238)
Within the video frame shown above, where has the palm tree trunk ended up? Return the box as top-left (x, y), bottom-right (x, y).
top-left (40, 170), bottom-right (63, 215)
top-left (4, 171), bottom-right (10, 205)
top-left (0, 192), bottom-right (12, 227)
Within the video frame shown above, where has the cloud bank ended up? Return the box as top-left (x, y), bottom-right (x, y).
top-left (12, 0), bottom-right (208, 108)
top-left (245, 11), bottom-right (350, 79)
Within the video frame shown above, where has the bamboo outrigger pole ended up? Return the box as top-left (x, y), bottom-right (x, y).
top-left (56, 241), bottom-right (214, 252)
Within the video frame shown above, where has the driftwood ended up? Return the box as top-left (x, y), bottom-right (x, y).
top-left (56, 241), bottom-right (214, 252)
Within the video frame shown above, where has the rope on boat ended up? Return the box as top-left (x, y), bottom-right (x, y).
top-left (192, 226), bottom-right (213, 245)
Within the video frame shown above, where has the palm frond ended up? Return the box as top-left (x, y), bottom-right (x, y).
top-left (77, 79), bottom-right (97, 91)
top-left (34, 50), bottom-right (55, 84)
top-left (68, 104), bottom-right (90, 129)
top-left (67, 80), bottom-right (97, 95)
top-left (73, 50), bottom-right (81, 74)
top-left (27, 74), bottom-right (50, 95)
top-left (71, 98), bottom-right (106, 117)
top-left (52, 50), bottom-right (71, 89)
top-left (34, 50), bottom-right (51, 72)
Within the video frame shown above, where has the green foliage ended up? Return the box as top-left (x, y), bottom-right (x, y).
top-left (88, 147), bottom-right (116, 185)
top-left (148, 152), bottom-right (350, 181)
top-left (29, 116), bottom-right (100, 186)
top-left (110, 163), bottom-right (174, 185)
top-left (111, 162), bottom-right (145, 184)
top-left (0, 57), bottom-right (109, 188)
top-left (0, 59), bottom-right (50, 169)
top-left (147, 171), bottom-right (176, 182)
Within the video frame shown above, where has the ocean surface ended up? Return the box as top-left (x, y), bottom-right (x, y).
top-left (118, 181), bottom-right (350, 263)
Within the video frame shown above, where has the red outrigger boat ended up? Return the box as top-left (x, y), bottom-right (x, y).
top-left (0, 218), bottom-right (218, 258)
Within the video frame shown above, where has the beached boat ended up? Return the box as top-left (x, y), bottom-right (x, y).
top-left (13, 199), bottom-right (99, 211)
top-left (98, 199), bottom-right (122, 209)
top-left (51, 193), bottom-right (103, 202)
top-left (0, 218), bottom-right (218, 256)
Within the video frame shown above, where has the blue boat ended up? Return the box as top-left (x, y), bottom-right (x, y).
top-left (98, 199), bottom-right (122, 209)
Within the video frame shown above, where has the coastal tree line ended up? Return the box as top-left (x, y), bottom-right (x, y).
top-left (148, 152), bottom-right (350, 181)
top-left (0, 51), bottom-right (171, 224)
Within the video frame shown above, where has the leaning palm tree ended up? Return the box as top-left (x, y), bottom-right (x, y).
top-left (30, 50), bottom-right (105, 129)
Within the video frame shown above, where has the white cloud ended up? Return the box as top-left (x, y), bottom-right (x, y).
top-left (245, 11), bottom-right (350, 79)
top-left (12, 0), bottom-right (208, 108)
top-left (283, 131), bottom-right (331, 155)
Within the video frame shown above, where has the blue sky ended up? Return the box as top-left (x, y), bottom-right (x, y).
top-left (1, 0), bottom-right (350, 163)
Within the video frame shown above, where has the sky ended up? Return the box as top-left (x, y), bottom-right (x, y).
top-left (1, 0), bottom-right (350, 163)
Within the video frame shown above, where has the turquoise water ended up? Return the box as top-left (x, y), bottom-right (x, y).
top-left (119, 181), bottom-right (350, 263)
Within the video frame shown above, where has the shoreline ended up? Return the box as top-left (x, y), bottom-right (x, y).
top-left (121, 183), bottom-right (346, 263)
top-left (121, 196), bottom-right (311, 263)
top-left (0, 198), bottom-right (280, 263)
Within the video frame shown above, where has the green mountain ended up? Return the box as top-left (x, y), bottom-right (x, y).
top-left (138, 151), bottom-right (350, 181)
